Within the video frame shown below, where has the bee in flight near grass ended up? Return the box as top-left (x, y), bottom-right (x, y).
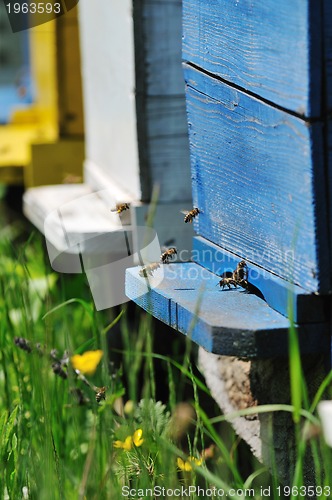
top-left (95, 386), bottom-right (107, 403)
top-left (183, 207), bottom-right (200, 223)
top-left (52, 362), bottom-right (68, 379)
top-left (111, 203), bottom-right (130, 214)
top-left (14, 336), bottom-right (32, 353)
top-left (139, 262), bottom-right (160, 277)
top-left (160, 247), bottom-right (177, 264)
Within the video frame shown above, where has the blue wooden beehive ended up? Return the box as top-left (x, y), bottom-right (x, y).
top-left (126, 0), bottom-right (332, 358)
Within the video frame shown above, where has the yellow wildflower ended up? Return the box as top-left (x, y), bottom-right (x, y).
top-left (132, 428), bottom-right (144, 447)
top-left (70, 350), bottom-right (103, 376)
top-left (114, 436), bottom-right (133, 451)
top-left (113, 429), bottom-right (144, 451)
top-left (177, 456), bottom-right (203, 471)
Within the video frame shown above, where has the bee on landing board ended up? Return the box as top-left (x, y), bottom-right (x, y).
top-left (139, 262), bottom-right (160, 277)
top-left (160, 247), bottom-right (177, 264)
top-left (217, 260), bottom-right (249, 290)
top-left (232, 260), bottom-right (248, 285)
top-left (217, 277), bottom-right (238, 290)
top-left (182, 207), bottom-right (200, 223)
top-left (111, 203), bottom-right (130, 214)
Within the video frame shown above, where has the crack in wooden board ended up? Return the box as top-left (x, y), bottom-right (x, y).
top-left (183, 0), bottom-right (323, 117)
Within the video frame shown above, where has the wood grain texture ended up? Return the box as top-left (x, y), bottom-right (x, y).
top-left (126, 264), bottom-right (330, 357)
top-left (138, 0), bottom-right (184, 96)
top-left (193, 236), bottom-right (328, 324)
top-left (183, 0), bottom-right (322, 116)
top-left (184, 64), bottom-right (330, 293)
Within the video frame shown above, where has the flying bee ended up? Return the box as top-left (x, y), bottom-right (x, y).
top-left (52, 362), bottom-right (68, 379)
top-left (111, 203), bottom-right (130, 214)
top-left (95, 386), bottom-right (107, 403)
top-left (217, 277), bottom-right (239, 290)
top-left (160, 247), bottom-right (177, 264)
top-left (139, 262), bottom-right (160, 277)
top-left (183, 207), bottom-right (200, 223)
top-left (14, 336), bottom-right (32, 353)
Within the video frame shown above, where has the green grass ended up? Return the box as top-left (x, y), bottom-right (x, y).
top-left (0, 226), bottom-right (332, 499)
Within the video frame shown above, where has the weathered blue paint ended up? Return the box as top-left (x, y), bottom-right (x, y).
top-left (192, 236), bottom-right (328, 324)
top-left (184, 64), bottom-right (330, 294)
top-left (183, 0), bottom-right (322, 117)
top-left (126, 264), bottom-right (330, 357)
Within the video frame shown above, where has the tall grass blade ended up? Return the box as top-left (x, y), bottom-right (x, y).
top-left (42, 298), bottom-right (94, 320)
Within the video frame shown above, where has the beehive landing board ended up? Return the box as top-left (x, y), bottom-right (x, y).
top-left (192, 236), bottom-right (328, 324)
top-left (125, 263), bottom-right (329, 358)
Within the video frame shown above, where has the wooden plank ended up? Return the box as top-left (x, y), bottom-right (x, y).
top-left (323, 2), bottom-right (332, 276)
top-left (144, 96), bottom-right (192, 202)
top-left (184, 64), bottom-right (330, 293)
top-left (0, 123), bottom-right (57, 167)
top-left (25, 140), bottom-right (84, 188)
top-left (323, 0), bottom-right (332, 111)
top-left (183, 0), bottom-right (322, 116)
top-left (126, 263), bottom-right (330, 358)
top-left (133, 0), bottom-right (191, 202)
top-left (193, 236), bottom-right (328, 324)
top-left (79, 0), bottom-right (141, 200)
top-left (146, 97), bottom-right (188, 138)
top-left (136, 95), bottom-right (192, 202)
top-left (29, 23), bottom-right (58, 126)
top-left (56, 9), bottom-right (84, 136)
top-left (139, 0), bottom-right (184, 96)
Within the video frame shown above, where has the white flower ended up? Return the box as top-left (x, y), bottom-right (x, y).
top-left (318, 401), bottom-right (332, 447)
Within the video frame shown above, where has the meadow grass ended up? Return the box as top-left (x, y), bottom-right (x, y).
top-left (0, 226), bottom-right (332, 499)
